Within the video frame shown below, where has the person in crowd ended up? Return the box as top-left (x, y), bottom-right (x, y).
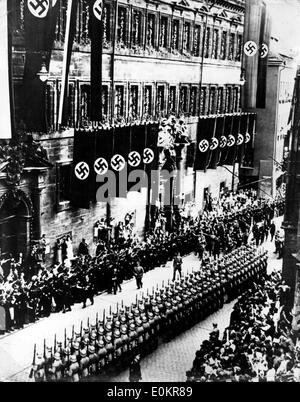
top-left (172, 252), bottom-right (183, 281)
top-left (129, 355), bottom-right (142, 382)
top-left (133, 261), bottom-right (144, 290)
top-left (270, 221), bottom-right (276, 242)
top-left (78, 239), bottom-right (89, 256)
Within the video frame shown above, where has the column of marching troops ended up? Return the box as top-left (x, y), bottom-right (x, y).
top-left (31, 244), bottom-right (268, 382)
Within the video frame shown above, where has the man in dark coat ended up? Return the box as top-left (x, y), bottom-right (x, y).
top-left (78, 239), bottom-right (89, 256)
top-left (133, 261), bottom-right (144, 289)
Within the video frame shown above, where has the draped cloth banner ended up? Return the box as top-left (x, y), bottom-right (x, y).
top-left (225, 114), bottom-right (240, 166)
top-left (219, 115), bottom-right (233, 166)
top-left (143, 123), bottom-right (159, 187)
top-left (236, 114), bottom-right (249, 164)
top-left (71, 129), bottom-right (95, 208)
top-left (112, 125), bottom-right (131, 198)
top-left (194, 117), bottom-right (216, 171)
top-left (93, 127), bottom-right (114, 200)
top-left (243, 113), bottom-right (256, 167)
top-left (209, 116), bottom-right (224, 170)
top-left (23, 0), bottom-right (59, 132)
top-left (185, 142), bottom-right (196, 169)
top-left (128, 124), bottom-right (147, 191)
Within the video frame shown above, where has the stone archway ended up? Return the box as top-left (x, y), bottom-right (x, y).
top-left (0, 189), bottom-right (33, 259)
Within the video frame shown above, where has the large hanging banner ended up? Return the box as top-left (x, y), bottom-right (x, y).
top-left (70, 129), bottom-right (95, 208)
top-left (185, 142), bottom-right (196, 169)
top-left (236, 113), bottom-right (249, 164)
top-left (225, 114), bottom-right (240, 166)
top-left (128, 124), bottom-right (147, 191)
top-left (243, 113), bottom-right (256, 166)
top-left (194, 117), bottom-right (215, 171)
top-left (23, 0), bottom-right (59, 132)
top-left (208, 116), bottom-right (224, 170)
top-left (93, 127), bottom-right (114, 201)
top-left (143, 123), bottom-right (159, 187)
top-left (219, 114), bottom-right (233, 166)
top-left (112, 125), bottom-right (131, 198)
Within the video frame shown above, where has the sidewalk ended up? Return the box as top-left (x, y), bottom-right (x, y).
top-left (0, 217), bottom-right (283, 382)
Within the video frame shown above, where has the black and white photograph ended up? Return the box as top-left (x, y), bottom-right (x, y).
top-left (0, 0), bottom-right (300, 388)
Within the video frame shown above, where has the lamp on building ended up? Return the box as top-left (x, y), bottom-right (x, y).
top-left (37, 62), bottom-right (49, 83)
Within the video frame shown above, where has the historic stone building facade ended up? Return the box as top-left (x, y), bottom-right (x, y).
top-left (1, 0), bottom-right (247, 262)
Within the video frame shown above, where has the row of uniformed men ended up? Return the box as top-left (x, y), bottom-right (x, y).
top-left (31, 245), bottom-right (268, 382)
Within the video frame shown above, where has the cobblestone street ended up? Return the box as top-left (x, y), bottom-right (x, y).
top-left (0, 218), bottom-right (283, 382)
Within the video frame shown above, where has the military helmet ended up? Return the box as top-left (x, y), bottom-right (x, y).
top-left (88, 345), bottom-right (95, 354)
top-left (129, 323), bottom-right (136, 331)
top-left (80, 349), bottom-right (87, 357)
top-left (54, 352), bottom-right (61, 360)
top-left (70, 354), bottom-right (77, 363)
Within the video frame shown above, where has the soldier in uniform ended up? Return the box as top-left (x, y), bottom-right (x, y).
top-left (47, 352), bottom-right (63, 382)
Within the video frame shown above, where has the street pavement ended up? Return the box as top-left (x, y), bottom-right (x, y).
top-left (0, 217), bottom-right (283, 382)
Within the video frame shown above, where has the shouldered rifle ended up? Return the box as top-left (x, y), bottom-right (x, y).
top-left (29, 343), bottom-right (36, 379)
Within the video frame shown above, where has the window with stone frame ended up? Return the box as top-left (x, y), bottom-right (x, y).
top-left (132, 9), bottom-right (142, 47)
top-left (212, 29), bottom-right (219, 59)
top-left (200, 87), bottom-right (207, 115)
top-left (146, 13), bottom-right (156, 48)
top-left (115, 85), bottom-right (125, 117)
top-left (117, 6), bottom-right (127, 45)
top-left (45, 82), bottom-right (55, 131)
top-left (226, 87), bottom-right (233, 113)
top-left (67, 82), bottom-right (76, 127)
top-left (129, 85), bottom-right (139, 118)
top-left (159, 16), bottom-right (168, 48)
top-left (220, 31), bottom-right (227, 60)
top-left (55, 0), bottom-right (68, 43)
top-left (236, 34), bottom-right (243, 61)
top-left (183, 22), bottom-right (191, 52)
top-left (169, 86), bottom-right (177, 114)
top-left (57, 162), bottom-right (72, 204)
top-left (233, 87), bottom-right (240, 112)
top-left (79, 84), bottom-right (91, 123)
top-left (179, 87), bottom-right (188, 114)
top-left (193, 25), bottom-right (201, 57)
top-left (76, 0), bottom-right (90, 46)
top-left (12, 0), bottom-right (25, 36)
top-left (102, 3), bottom-right (111, 44)
top-left (102, 85), bottom-right (109, 118)
top-left (190, 87), bottom-right (198, 116)
top-left (156, 86), bottom-right (165, 116)
top-left (204, 27), bottom-right (211, 58)
top-left (144, 86), bottom-right (152, 116)
top-left (209, 87), bottom-right (217, 114)
top-left (228, 33), bottom-right (235, 61)
top-left (171, 19), bottom-right (180, 50)
top-left (217, 87), bottom-right (224, 114)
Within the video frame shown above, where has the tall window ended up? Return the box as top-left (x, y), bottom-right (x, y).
top-left (55, 0), bottom-right (68, 42)
top-left (226, 87), bottom-right (232, 113)
top-left (171, 20), bottom-right (180, 50)
top-left (45, 82), bottom-right (55, 131)
top-left (67, 83), bottom-right (76, 127)
top-left (156, 86), bottom-right (165, 115)
top-left (233, 87), bottom-right (240, 112)
top-left (102, 86), bottom-right (109, 118)
top-left (129, 85), bottom-right (139, 117)
top-left (212, 29), bottom-right (219, 59)
top-left (169, 86), bottom-right (177, 114)
top-left (117, 7), bottom-right (127, 44)
top-left (115, 85), bottom-right (125, 117)
top-left (76, 0), bottom-right (89, 45)
top-left (144, 86), bottom-right (152, 116)
top-left (209, 87), bottom-right (217, 114)
top-left (160, 17), bottom-right (168, 48)
top-left (179, 87), bottom-right (188, 114)
top-left (183, 22), bottom-right (191, 52)
top-left (217, 88), bottom-right (224, 114)
top-left (57, 163), bottom-right (72, 203)
top-left (236, 34), bottom-right (243, 61)
top-left (228, 33), bottom-right (235, 60)
top-left (79, 84), bottom-right (91, 124)
top-left (146, 14), bottom-right (155, 47)
top-left (193, 25), bottom-right (201, 57)
top-left (200, 87), bottom-right (207, 115)
top-left (204, 27), bottom-right (211, 58)
top-left (220, 31), bottom-right (227, 60)
top-left (190, 87), bottom-right (198, 116)
top-left (102, 4), bottom-right (111, 43)
top-left (132, 10), bottom-right (142, 46)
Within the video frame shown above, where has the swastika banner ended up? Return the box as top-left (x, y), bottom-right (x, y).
top-left (128, 124), bottom-right (147, 191)
top-left (112, 126), bottom-right (131, 198)
top-left (194, 117), bottom-right (215, 171)
top-left (225, 114), bottom-right (240, 166)
top-left (143, 123), bottom-right (159, 187)
top-left (236, 114), bottom-right (249, 165)
top-left (23, 0), bottom-right (59, 132)
top-left (70, 129), bottom-right (96, 208)
top-left (219, 115), bottom-right (233, 166)
top-left (209, 116), bottom-right (225, 170)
